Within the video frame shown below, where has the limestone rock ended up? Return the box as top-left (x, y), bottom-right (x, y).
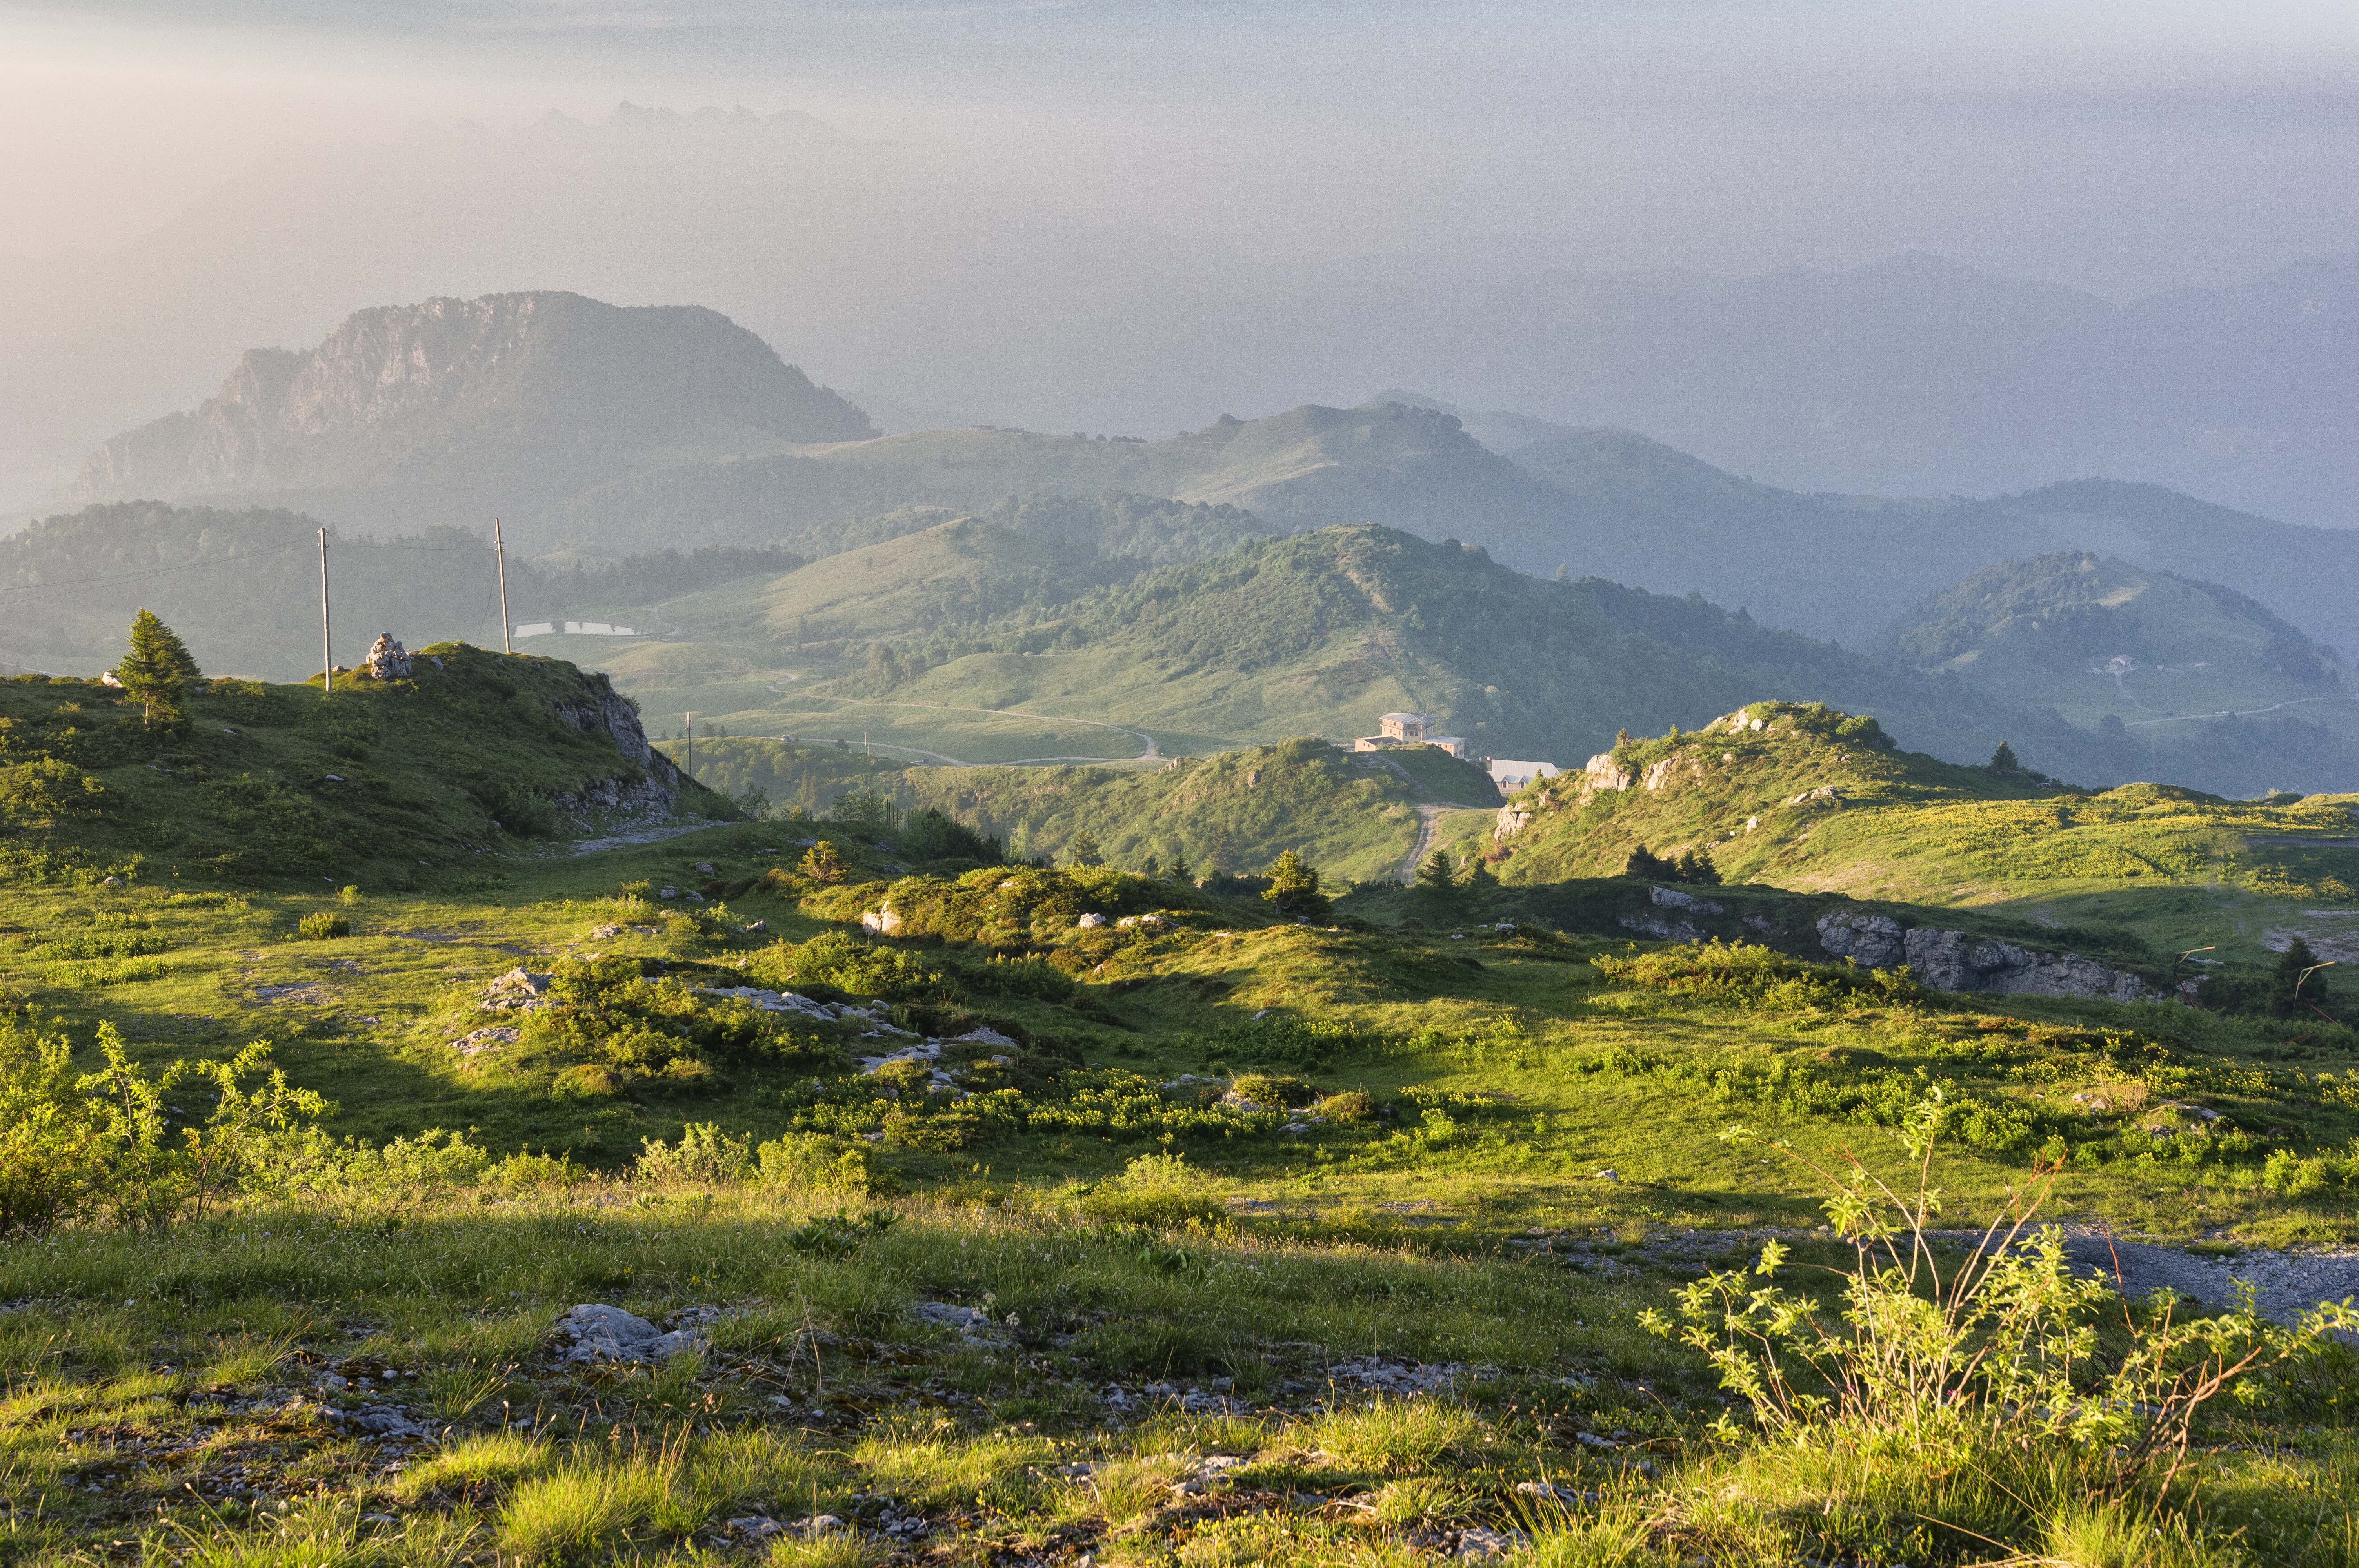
top-left (480, 968), bottom-right (553, 1012)
top-left (1075, 912), bottom-right (1107, 929)
top-left (1648, 887), bottom-right (1723, 915)
top-left (861, 904), bottom-right (903, 935)
top-left (363, 633), bottom-right (412, 680)
top-left (556, 1303), bottom-right (708, 1364)
top-left (1815, 911), bottom-right (2160, 1001)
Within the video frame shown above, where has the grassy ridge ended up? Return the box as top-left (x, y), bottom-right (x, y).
top-left (1484, 702), bottom-right (2359, 956)
top-left (0, 648), bottom-right (734, 891)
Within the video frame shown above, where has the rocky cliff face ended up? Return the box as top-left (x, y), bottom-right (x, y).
top-left (548, 671), bottom-right (692, 828)
top-left (1817, 910), bottom-right (2162, 1002)
top-left (71, 291), bottom-right (874, 519)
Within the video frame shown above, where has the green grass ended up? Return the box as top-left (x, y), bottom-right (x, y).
top-left (1488, 700), bottom-right (2359, 965)
top-left (13, 655), bottom-right (2359, 1561)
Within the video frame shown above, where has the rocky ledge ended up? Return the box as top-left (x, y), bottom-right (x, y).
top-left (1817, 911), bottom-right (2162, 1002)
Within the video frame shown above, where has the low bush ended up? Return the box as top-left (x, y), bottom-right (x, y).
top-left (297, 911), bottom-right (350, 939)
top-left (1079, 1152), bottom-right (1225, 1230)
top-left (1229, 1073), bottom-right (1317, 1109)
top-left (635, 1122), bottom-right (752, 1185)
top-left (1594, 938), bottom-right (1925, 1011)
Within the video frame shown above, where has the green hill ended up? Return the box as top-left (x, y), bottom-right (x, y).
top-left (1478, 699), bottom-right (2359, 963)
top-left (1879, 552), bottom-right (2359, 796)
top-left (825, 523), bottom-right (2116, 779)
top-left (0, 642), bottom-right (732, 889)
top-left (0, 503), bottom-right (573, 681)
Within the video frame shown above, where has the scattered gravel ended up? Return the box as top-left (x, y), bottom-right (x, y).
top-left (2058, 1228), bottom-right (2359, 1323)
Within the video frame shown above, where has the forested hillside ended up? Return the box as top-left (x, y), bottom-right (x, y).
top-left (832, 523), bottom-right (2121, 779)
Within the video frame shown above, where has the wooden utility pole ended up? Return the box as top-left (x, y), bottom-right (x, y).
top-left (683, 713), bottom-right (693, 776)
top-left (494, 517), bottom-right (513, 654)
top-left (319, 527), bottom-right (333, 693)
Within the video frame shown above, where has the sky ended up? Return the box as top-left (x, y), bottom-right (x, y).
top-left (4, 0), bottom-right (2357, 300)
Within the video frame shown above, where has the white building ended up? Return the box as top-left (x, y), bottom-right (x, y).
top-left (1488, 759), bottom-right (1560, 791)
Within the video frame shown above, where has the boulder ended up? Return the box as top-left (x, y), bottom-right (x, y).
top-left (861, 904), bottom-right (903, 935)
top-left (556, 1304), bottom-right (708, 1363)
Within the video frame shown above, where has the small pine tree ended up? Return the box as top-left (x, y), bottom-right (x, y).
top-left (1141, 854), bottom-right (1162, 880)
top-left (116, 608), bottom-right (201, 726)
top-left (1624, 844), bottom-right (1674, 880)
top-left (1676, 847), bottom-right (1722, 886)
top-left (1167, 851), bottom-right (1194, 885)
top-left (797, 840), bottom-right (849, 885)
top-left (1415, 848), bottom-right (1459, 897)
top-left (1461, 854), bottom-right (1499, 900)
top-left (1990, 741), bottom-right (2019, 773)
top-left (1065, 830), bottom-right (1105, 868)
top-left (1263, 849), bottom-right (1331, 919)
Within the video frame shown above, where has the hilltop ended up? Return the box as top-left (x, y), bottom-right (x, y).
top-left (67, 292), bottom-right (875, 537)
top-left (1876, 551), bottom-right (2359, 797)
top-left (0, 643), bottom-right (732, 889)
top-left (1479, 699), bottom-right (2359, 938)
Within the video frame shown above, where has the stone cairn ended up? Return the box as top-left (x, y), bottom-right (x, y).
top-left (365, 632), bottom-right (413, 680)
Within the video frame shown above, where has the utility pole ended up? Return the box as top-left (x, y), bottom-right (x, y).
top-left (494, 516), bottom-right (513, 655)
top-left (318, 527), bottom-right (333, 693)
top-left (683, 713), bottom-right (693, 777)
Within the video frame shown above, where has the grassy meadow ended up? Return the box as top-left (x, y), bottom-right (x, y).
top-left (13, 666), bottom-right (2359, 1564)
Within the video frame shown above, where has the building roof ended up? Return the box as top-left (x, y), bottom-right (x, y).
top-left (1378, 711), bottom-right (1428, 724)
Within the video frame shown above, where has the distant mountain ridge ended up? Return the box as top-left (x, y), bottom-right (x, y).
top-left (69, 291), bottom-right (874, 528)
top-left (4, 106), bottom-right (2352, 522)
top-left (560, 395), bottom-right (2359, 655)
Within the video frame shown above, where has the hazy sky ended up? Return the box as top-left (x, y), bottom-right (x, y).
top-left (4, 0), bottom-right (2356, 299)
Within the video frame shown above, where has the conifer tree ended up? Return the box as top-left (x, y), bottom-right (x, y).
top-left (116, 609), bottom-right (200, 726)
top-left (797, 840), bottom-right (849, 884)
top-left (1991, 741), bottom-right (2019, 773)
top-left (1065, 830), bottom-right (1105, 868)
top-left (1167, 850), bottom-right (1194, 885)
top-left (1416, 848), bottom-right (1460, 899)
top-left (1263, 849), bottom-right (1330, 918)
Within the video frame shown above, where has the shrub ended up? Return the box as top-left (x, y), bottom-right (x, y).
top-left (1320, 1089), bottom-right (1377, 1124)
top-left (338, 884), bottom-right (362, 905)
top-left (0, 1014), bottom-right (103, 1236)
top-left (748, 930), bottom-right (944, 1002)
top-left (1646, 1091), bottom-right (2359, 1492)
top-left (0, 758), bottom-right (107, 827)
top-left (1593, 939), bottom-right (1924, 1011)
top-left (298, 911), bottom-right (350, 940)
top-left (754, 1132), bottom-right (872, 1196)
top-left (1080, 1152), bottom-right (1224, 1230)
top-left (1230, 1073), bottom-right (1316, 1109)
top-left (635, 1122), bottom-right (752, 1185)
top-left (961, 954), bottom-right (1076, 1002)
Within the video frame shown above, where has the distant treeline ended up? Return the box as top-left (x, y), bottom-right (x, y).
top-left (532, 544), bottom-right (809, 608)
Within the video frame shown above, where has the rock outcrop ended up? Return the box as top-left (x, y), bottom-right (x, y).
top-left (547, 671), bottom-right (692, 828)
top-left (1816, 911), bottom-right (2159, 1001)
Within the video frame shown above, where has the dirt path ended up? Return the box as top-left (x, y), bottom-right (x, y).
top-left (565, 820), bottom-right (724, 857)
top-left (1397, 804), bottom-right (1489, 884)
top-left (2059, 1228), bottom-right (2359, 1323)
